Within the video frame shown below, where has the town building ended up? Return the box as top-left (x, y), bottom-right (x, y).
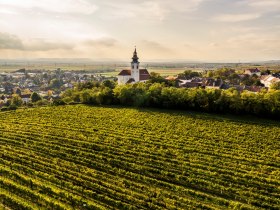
top-left (260, 75), bottom-right (280, 88)
top-left (244, 68), bottom-right (261, 76)
top-left (117, 48), bottom-right (150, 85)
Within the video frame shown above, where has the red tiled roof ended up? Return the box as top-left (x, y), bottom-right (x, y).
top-left (246, 68), bottom-right (260, 73)
top-left (244, 85), bottom-right (262, 92)
top-left (272, 78), bottom-right (280, 82)
top-left (181, 82), bottom-right (201, 88)
top-left (118, 69), bottom-right (150, 80)
top-left (118, 70), bottom-right (131, 76)
top-left (139, 69), bottom-right (150, 80)
top-left (21, 94), bottom-right (31, 98)
top-left (165, 76), bottom-right (178, 80)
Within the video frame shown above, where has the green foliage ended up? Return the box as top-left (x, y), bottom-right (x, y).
top-left (52, 99), bottom-right (66, 106)
top-left (1, 105), bottom-right (18, 111)
top-left (147, 72), bottom-right (178, 87)
top-left (30, 92), bottom-right (42, 103)
top-left (11, 94), bottom-right (22, 107)
top-left (270, 81), bottom-right (280, 90)
top-left (178, 70), bottom-right (202, 79)
top-left (35, 99), bottom-right (49, 106)
top-left (78, 87), bottom-right (114, 105)
top-left (113, 83), bottom-right (150, 107)
top-left (240, 74), bottom-right (262, 86)
top-left (148, 72), bottom-right (166, 84)
top-left (102, 80), bottom-right (116, 89)
top-left (1, 106), bottom-right (9, 111)
top-left (204, 68), bottom-right (235, 79)
top-left (8, 104), bottom-right (18, 110)
top-left (76, 81), bottom-right (101, 91)
top-left (62, 82), bottom-right (280, 118)
top-left (50, 79), bottom-right (63, 89)
top-left (0, 105), bottom-right (279, 209)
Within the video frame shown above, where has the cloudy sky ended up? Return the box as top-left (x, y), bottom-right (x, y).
top-left (0, 0), bottom-right (279, 62)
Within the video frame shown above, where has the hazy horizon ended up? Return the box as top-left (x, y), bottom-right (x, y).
top-left (0, 0), bottom-right (279, 62)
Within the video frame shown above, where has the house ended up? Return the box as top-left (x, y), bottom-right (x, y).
top-left (165, 76), bottom-right (178, 81)
top-left (244, 68), bottom-right (261, 76)
top-left (243, 85), bottom-right (264, 93)
top-left (117, 48), bottom-right (150, 85)
top-left (260, 75), bottom-right (280, 88)
top-left (21, 94), bottom-right (31, 103)
top-left (272, 73), bottom-right (280, 78)
top-left (179, 78), bottom-right (203, 88)
top-left (202, 78), bottom-right (223, 89)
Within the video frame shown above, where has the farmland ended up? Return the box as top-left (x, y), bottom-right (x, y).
top-left (0, 62), bottom-right (187, 76)
top-left (0, 105), bottom-right (280, 209)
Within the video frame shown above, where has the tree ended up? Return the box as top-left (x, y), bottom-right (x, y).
top-left (270, 82), bottom-right (280, 90)
top-left (178, 70), bottom-right (201, 79)
top-left (113, 84), bottom-right (135, 105)
top-left (148, 72), bottom-right (166, 84)
top-left (102, 80), bottom-right (116, 89)
top-left (15, 88), bottom-right (21, 95)
top-left (228, 73), bottom-right (240, 85)
top-left (76, 81), bottom-right (100, 91)
top-left (50, 79), bottom-right (63, 89)
top-left (31, 92), bottom-right (42, 103)
top-left (11, 94), bottom-right (23, 107)
top-left (206, 71), bottom-right (214, 78)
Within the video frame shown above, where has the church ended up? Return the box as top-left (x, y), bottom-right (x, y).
top-left (117, 48), bottom-right (150, 85)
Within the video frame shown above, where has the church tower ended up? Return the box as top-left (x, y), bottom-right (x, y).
top-left (131, 47), bottom-right (140, 82)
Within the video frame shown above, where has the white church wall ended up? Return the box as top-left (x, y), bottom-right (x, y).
top-left (117, 75), bottom-right (131, 85)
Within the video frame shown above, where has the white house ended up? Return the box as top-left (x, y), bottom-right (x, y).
top-left (260, 75), bottom-right (280, 88)
top-left (21, 96), bottom-right (31, 103)
top-left (244, 68), bottom-right (261, 76)
top-left (117, 48), bottom-right (150, 85)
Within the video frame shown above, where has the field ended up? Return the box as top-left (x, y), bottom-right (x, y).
top-left (0, 105), bottom-right (280, 209)
top-left (1, 62), bottom-right (280, 78)
top-left (0, 63), bottom-right (117, 73)
top-left (0, 63), bottom-right (186, 77)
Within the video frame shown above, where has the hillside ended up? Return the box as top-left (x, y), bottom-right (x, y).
top-left (0, 105), bottom-right (279, 209)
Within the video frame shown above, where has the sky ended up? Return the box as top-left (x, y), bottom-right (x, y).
top-left (0, 0), bottom-right (279, 62)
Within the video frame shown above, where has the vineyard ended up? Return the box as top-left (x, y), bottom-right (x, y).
top-left (0, 105), bottom-right (279, 209)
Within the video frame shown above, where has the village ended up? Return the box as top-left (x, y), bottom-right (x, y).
top-left (0, 68), bottom-right (112, 107)
top-left (0, 49), bottom-right (279, 108)
top-left (116, 48), bottom-right (280, 92)
top-left (171, 68), bottom-right (280, 91)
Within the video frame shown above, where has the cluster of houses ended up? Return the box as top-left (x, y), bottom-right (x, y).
top-left (0, 68), bottom-right (112, 105)
top-left (0, 49), bottom-right (279, 106)
top-left (174, 68), bottom-right (279, 92)
top-left (117, 49), bottom-right (280, 93)
top-left (175, 77), bottom-right (265, 92)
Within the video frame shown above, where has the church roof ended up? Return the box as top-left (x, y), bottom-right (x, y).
top-left (139, 69), bottom-right (150, 80)
top-left (118, 69), bottom-right (150, 80)
top-left (118, 70), bottom-right (131, 76)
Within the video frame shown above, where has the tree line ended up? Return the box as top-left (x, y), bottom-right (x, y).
top-left (61, 80), bottom-right (280, 119)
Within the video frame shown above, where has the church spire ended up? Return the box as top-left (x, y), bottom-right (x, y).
top-left (132, 47), bottom-right (139, 63)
